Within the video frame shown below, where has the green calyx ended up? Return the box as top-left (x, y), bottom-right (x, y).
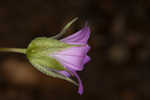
top-left (26, 37), bottom-right (72, 71)
top-left (26, 37), bottom-right (78, 85)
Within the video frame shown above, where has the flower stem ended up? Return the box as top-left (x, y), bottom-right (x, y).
top-left (52, 17), bottom-right (78, 39)
top-left (0, 48), bottom-right (26, 54)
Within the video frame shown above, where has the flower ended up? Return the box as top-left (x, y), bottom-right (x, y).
top-left (0, 17), bottom-right (91, 95)
top-left (26, 24), bottom-right (90, 95)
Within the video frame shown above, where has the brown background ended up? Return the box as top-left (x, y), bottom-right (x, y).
top-left (0, 0), bottom-right (150, 100)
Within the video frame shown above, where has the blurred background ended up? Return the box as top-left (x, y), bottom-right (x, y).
top-left (0, 0), bottom-right (150, 100)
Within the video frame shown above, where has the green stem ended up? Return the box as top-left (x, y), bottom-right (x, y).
top-left (52, 17), bottom-right (78, 39)
top-left (0, 48), bottom-right (26, 54)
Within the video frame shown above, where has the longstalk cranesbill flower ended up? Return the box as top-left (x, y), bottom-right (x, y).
top-left (0, 18), bottom-right (91, 95)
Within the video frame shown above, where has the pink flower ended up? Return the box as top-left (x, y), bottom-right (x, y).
top-left (0, 17), bottom-right (91, 95)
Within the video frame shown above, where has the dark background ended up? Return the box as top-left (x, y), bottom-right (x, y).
top-left (0, 0), bottom-right (150, 100)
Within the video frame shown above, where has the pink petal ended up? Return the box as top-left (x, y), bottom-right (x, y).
top-left (83, 56), bottom-right (90, 65)
top-left (56, 45), bottom-right (90, 56)
top-left (58, 68), bottom-right (84, 95)
top-left (69, 70), bottom-right (83, 95)
top-left (58, 71), bottom-right (71, 77)
top-left (60, 25), bottom-right (90, 45)
top-left (50, 46), bottom-right (90, 71)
